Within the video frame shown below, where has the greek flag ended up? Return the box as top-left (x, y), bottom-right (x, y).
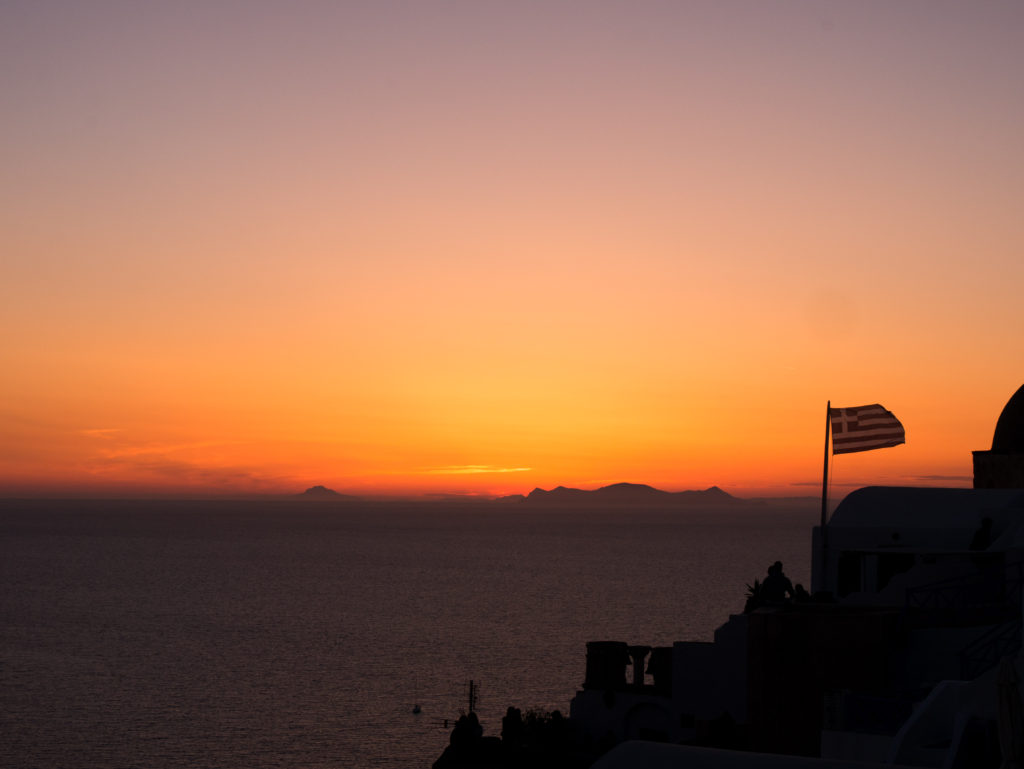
top-left (829, 404), bottom-right (905, 455)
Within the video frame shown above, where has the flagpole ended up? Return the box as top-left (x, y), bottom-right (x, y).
top-left (821, 400), bottom-right (831, 587)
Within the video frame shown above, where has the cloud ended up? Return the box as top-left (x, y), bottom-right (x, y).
top-left (792, 474), bottom-right (973, 488)
top-left (89, 452), bottom-right (289, 490)
top-left (78, 432), bottom-right (284, 491)
top-left (96, 440), bottom-right (237, 459)
top-left (790, 480), bottom-right (864, 487)
top-left (80, 428), bottom-right (123, 438)
top-left (420, 465), bottom-right (532, 475)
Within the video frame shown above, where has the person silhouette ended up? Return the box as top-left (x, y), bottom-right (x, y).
top-left (761, 561), bottom-right (794, 602)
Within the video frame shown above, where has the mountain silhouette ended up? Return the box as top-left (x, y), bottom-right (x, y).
top-left (494, 494), bottom-right (527, 504)
top-left (517, 482), bottom-right (738, 507)
top-left (295, 485), bottom-right (354, 500)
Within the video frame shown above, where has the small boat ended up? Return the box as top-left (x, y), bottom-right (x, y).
top-left (412, 704), bottom-right (421, 714)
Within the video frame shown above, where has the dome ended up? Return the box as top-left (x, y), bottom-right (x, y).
top-left (992, 384), bottom-right (1024, 452)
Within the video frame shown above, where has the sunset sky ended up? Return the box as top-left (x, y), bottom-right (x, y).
top-left (3, 1), bottom-right (1022, 498)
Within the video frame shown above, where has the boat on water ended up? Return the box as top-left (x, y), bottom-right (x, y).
top-left (570, 385), bottom-right (1024, 768)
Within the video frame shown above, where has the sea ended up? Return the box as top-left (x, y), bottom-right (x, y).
top-left (1, 497), bottom-right (818, 768)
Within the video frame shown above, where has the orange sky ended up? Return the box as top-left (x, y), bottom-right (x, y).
top-left (2, 2), bottom-right (1023, 498)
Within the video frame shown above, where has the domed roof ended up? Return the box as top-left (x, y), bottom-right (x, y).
top-left (992, 384), bottom-right (1024, 452)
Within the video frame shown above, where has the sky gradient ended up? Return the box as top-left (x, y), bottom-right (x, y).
top-left (3, 1), bottom-right (1023, 497)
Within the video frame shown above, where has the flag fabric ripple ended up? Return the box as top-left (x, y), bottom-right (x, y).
top-left (829, 404), bottom-right (905, 455)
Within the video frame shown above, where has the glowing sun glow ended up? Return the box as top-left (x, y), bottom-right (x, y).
top-left (2, 2), bottom-right (1022, 498)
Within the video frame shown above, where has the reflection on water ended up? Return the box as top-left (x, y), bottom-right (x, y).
top-left (1, 499), bottom-right (815, 768)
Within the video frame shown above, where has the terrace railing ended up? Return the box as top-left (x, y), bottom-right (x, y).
top-left (904, 558), bottom-right (1023, 628)
top-left (959, 616), bottom-right (1022, 680)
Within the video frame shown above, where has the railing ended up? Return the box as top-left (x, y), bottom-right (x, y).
top-left (959, 617), bottom-right (1023, 680)
top-left (904, 559), bottom-right (1023, 628)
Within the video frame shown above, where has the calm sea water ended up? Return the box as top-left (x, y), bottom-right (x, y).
top-left (1, 498), bottom-right (817, 768)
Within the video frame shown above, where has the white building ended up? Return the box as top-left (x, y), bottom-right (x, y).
top-left (570, 385), bottom-right (1024, 768)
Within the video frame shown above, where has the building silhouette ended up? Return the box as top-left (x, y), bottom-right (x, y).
top-left (974, 384), bottom-right (1024, 489)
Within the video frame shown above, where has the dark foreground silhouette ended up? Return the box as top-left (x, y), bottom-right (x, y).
top-left (432, 709), bottom-right (592, 769)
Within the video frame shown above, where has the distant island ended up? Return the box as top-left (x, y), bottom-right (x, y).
top-left (283, 482), bottom-right (815, 507)
top-left (497, 482), bottom-right (742, 507)
top-left (294, 485), bottom-right (356, 501)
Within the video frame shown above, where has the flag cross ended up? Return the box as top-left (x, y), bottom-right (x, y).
top-left (829, 404), bottom-right (905, 455)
